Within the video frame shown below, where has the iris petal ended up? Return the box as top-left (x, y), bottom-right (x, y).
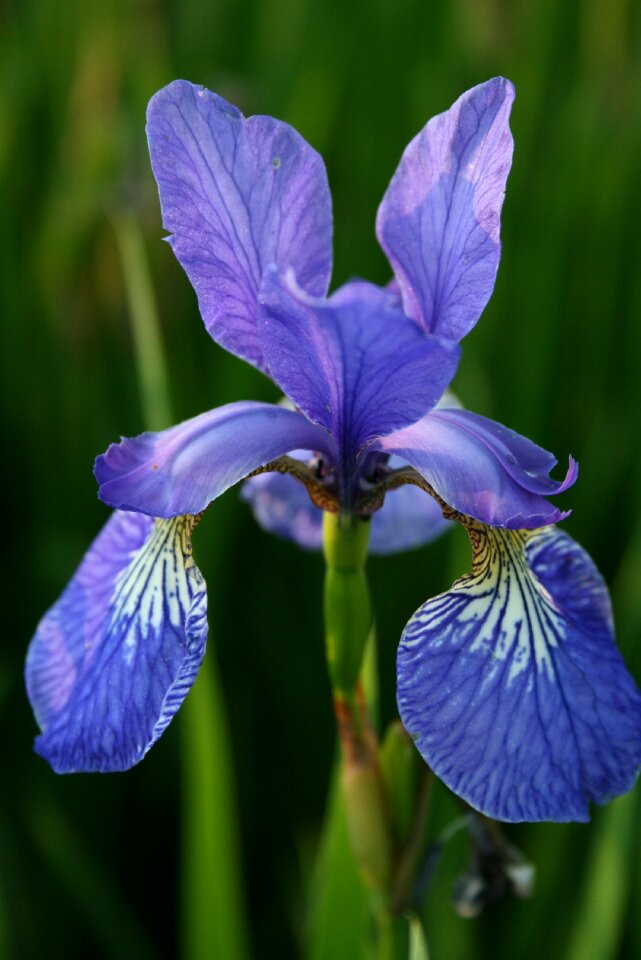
top-left (397, 524), bottom-right (641, 821)
top-left (377, 77), bottom-right (514, 342)
top-left (26, 511), bottom-right (208, 773)
top-left (375, 408), bottom-right (575, 528)
top-left (370, 483), bottom-right (451, 553)
top-left (147, 80), bottom-right (333, 371)
top-left (434, 409), bottom-right (577, 496)
top-left (259, 270), bottom-right (460, 460)
top-left (95, 401), bottom-right (335, 517)
top-left (241, 464), bottom-right (451, 554)
top-left (241, 470), bottom-right (323, 551)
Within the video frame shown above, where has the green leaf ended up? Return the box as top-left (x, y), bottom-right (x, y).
top-left (565, 790), bottom-right (638, 960)
top-left (380, 721), bottom-right (421, 845)
top-left (181, 656), bottom-right (250, 960)
top-left (408, 913), bottom-right (430, 960)
top-left (305, 765), bottom-right (371, 960)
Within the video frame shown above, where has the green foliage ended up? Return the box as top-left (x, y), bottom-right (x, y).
top-left (3, 0), bottom-right (641, 957)
top-left (305, 768), bottom-right (371, 960)
top-left (408, 914), bottom-right (430, 960)
top-left (566, 792), bottom-right (639, 960)
top-left (181, 659), bottom-right (251, 960)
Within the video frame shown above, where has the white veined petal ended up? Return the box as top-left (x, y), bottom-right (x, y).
top-left (398, 523), bottom-right (641, 822)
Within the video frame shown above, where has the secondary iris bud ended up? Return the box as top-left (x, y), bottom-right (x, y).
top-left (341, 759), bottom-right (393, 895)
top-left (379, 720), bottom-right (422, 845)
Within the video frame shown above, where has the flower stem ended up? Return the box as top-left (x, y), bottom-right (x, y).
top-left (322, 511), bottom-right (372, 698)
top-left (322, 512), bottom-right (406, 956)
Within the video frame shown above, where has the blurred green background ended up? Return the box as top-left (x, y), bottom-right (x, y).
top-left (2, 0), bottom-right (641, 957)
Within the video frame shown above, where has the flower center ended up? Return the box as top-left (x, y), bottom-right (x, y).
top-left (247, 451), bottom-right (448, 521)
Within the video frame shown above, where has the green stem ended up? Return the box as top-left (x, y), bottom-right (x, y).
top-left (322, 511), bottom-right (404, 957)
top-left (323, 511), bottom-right (372, 698)
top-left (113, 213), bottom-right (172, 431)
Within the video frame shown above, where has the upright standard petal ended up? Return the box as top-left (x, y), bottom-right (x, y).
top-left (374, 408), bottom-right (577, 528)
top-left (259, 270), bottom-right (460, 463)
top-left (376, 78), bottom-right (514, 341)
top-left (147, 80), bottom-right (333, 370)
top-left (397, 524), bottom-right (641, 821)
top-left (26, 511), bottom-right (208, 773)
top-left (95, 401), bottom-right (335, 517)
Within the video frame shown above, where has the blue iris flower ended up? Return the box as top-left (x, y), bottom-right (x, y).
top-left (26, 78), bottom-right (641, 822)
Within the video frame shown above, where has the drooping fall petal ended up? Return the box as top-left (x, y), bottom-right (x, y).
top-left (397, 525), bottom-right (641, 821)
top-left (26, 511), bottom-right (208, 773)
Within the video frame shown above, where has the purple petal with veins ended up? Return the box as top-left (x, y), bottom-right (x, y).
top-left (374, 407), bottom-right (576, 528)
top-left (26, 511), bottom-right (208, 772)
top-left (147, 80), bottom-right (333, 370)
top-left (377, 78), bottom-right (514, 341)
top-left (96, 401), bottom-right (335, 518)
top-left (259, 270), bottom-right (460, 465)
top-left (398, 526), bottom-right (641, 821)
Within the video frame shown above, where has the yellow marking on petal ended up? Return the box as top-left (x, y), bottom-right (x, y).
top-left (109, 515), bottom-right (200, 664)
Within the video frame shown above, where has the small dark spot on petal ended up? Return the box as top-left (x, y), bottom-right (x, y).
top-left (152, 464), bottom-right (159, 470)
top-left (273, 157), bottom-right (281, 169)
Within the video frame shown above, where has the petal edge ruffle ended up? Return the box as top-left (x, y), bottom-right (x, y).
top-left (375, 408), bottom-right (576, 528)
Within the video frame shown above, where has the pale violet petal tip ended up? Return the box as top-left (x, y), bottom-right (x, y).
top-left (146, 80), bottom-right (333, 370)
top-left (26, 511), bottom-right (208, 773)
top-left (397, 526), bottom-right (641, 822)
top-left (377, 77), bottom-right (515, 341)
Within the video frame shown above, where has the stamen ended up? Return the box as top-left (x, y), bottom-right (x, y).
top-left (355, 465), bottom-right (460, 520)
top-left (246, 455), bottom-right (340, 512)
